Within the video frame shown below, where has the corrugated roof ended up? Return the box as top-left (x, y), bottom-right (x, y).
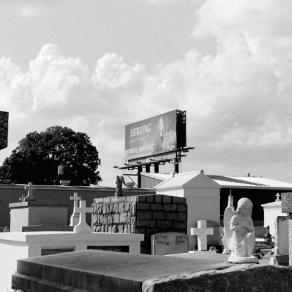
top-left (208, 175), bottom-right (292, 189)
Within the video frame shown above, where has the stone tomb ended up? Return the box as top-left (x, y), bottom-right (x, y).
top-left (0, 231), bottom-right (143, 291)
top-left (281, 192), bottom-right (292, 266)
top-left (92, 194), bottom-right (187, 253)
top-left (9, 201), bottom-right (70, 232)
top-left (261, 194), bottom-right (287, 237)
top-left (151, 232), bottom-right (188, 255)
top-left (9, 182), bottom-right (70, 232)
top-left (12, 250), bottom-right (292, 292)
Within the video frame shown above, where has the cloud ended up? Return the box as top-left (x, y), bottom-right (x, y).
top-left (21, 7), bottom-right (39, 17)
top-left (1, 0), bottom-right (292, 184)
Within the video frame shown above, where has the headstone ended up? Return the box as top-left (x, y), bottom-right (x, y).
top-left (151, 232), bottom-right (188, 255)
top-left (190, 220), bottom-right (213, 251)
top-left (274, 216), bottom-right (289, 256)
top-left (70, 192), bottom-right (82, 227)
top-left (73, 200), bottom-right (93, 233)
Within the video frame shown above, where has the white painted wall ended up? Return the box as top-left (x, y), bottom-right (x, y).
top-left (156, 172), bottom-right (221, 249)
top-left (0, 241), bottom-right (28, 291)
top-left (262, 201), bottom-right (287, 236)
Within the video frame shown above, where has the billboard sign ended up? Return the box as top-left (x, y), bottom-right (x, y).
top-left (125, 110), bottom-right (186, 162)
top-left (0, 111), bottom-right (8, 150)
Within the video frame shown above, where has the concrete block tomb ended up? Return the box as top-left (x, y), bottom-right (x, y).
top-left (92, 194), bottom-right (187, 253)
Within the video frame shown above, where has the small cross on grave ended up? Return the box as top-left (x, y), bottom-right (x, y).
top-left (276, 193), bottom-right (281, 202)
top-left (19, 194), bottom-right (25, 202)
top-left (69, 192), bottom-right (82, 227)
top-left (73, 200), bottom-right (93, 233)
top-left (24, 182), bottom-right (36, 201)
top-left (190, 220), bottom-right (214, 251)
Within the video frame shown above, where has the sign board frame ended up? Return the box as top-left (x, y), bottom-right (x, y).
top-left (125, 110), bottom-right (186, 163)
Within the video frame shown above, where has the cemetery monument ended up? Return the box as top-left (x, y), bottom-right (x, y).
top-left (224, 197), bottom-right (258, 263)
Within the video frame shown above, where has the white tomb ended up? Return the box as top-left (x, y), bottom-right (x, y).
top-left (190, 220), bottom-right (213, 251)
top-left (261, 194), bottom-right (288, 237)
top-left (0, 231), bottom-right (144, 291)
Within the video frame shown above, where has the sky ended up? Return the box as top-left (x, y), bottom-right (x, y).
top-left (0, 0), bottom-right (291, 186)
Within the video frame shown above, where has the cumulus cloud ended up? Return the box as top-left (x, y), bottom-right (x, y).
top-left (1, 0), bottom-right (292, 184)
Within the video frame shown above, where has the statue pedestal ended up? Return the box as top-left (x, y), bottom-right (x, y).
top-left (228, 255), bottom-right (259, 264)
top-left (9, 201), bottom-right (69, 232)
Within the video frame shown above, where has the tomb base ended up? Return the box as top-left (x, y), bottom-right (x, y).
top-left (228, 255), bottom-right (259, 264)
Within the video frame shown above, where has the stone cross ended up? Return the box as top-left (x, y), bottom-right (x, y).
top-left (73, 200), bottom-right (93, 233)
top-left (276, 193), bottom-right (281, 202)
top-left (190, 220), bottom-right (214, 251)
top-left (281, 193), bottom-right (292, 266)
top-left (69, 192), bottom-right (82, 227)
top-left (19, 194), bottom-right (25, 202)
top-left (24, 182), bottom-right (36, 201)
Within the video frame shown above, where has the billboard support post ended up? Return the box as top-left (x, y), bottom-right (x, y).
top-left (145, 165), bottom-right (150, 173)
top-left (137, 165), bottom-right (142, 188)
top-left (154, 163), bottom-right (159, 173)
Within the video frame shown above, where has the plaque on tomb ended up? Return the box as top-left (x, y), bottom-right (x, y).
top-left (274, 216), bottom-right (289, 256)
top-left (151, 232), bottom-right (188, 255)
top-left (41, 248), bottom-right (75, 256)
top-left (281, 193), bottom-right (292, 214)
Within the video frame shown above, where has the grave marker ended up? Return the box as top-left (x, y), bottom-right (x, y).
top-left (190, 220), bottom-right (213, 251)
top-left (70, 192), bottom-right (82, 227)
top-left (24, 182), bottom-right (36, 201)
top-left (74, 200), bottom-right (93, 233)
top-left (151, 232), bottom-right (188, 255)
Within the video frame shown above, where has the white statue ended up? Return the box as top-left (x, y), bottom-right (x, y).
top-left (224, 197), bottom-right (258, 263)
top-left (222, 194), bottom-right (235, 254)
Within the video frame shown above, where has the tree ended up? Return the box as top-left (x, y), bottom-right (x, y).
top-left (0, 126), bottom-right (101, 185)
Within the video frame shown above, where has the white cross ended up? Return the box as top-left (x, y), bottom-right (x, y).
top-left (69, 192), bottom-right (82, 227)
top-left (70, 192), bottom-right (82, 208)
top-left (19, 194), bottom-right (25, 202)
top-left (276, 193), bottom-right (281, 202)
top-left (190, 220), bottom-right (214, 251)
top-left (73, 200), bottom-right (93, 233)
top-left (24, 182), bottom-right (36, 201)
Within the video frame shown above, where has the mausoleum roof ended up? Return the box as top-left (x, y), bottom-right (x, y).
top-left (209, 175), bottom-right (292, 190)
top-left (155, 171), bottom-right (203, 189)
top-left (155, 171), bottom-right (292, 191)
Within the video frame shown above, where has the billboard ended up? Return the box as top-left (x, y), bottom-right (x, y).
top-left (0, 111), bottom-right (8, 150)
top-left (125, 110), bottom-right (186, 162)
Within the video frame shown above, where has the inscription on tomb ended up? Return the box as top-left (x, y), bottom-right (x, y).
top-left (151, 232), bottom-right (188, 255)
